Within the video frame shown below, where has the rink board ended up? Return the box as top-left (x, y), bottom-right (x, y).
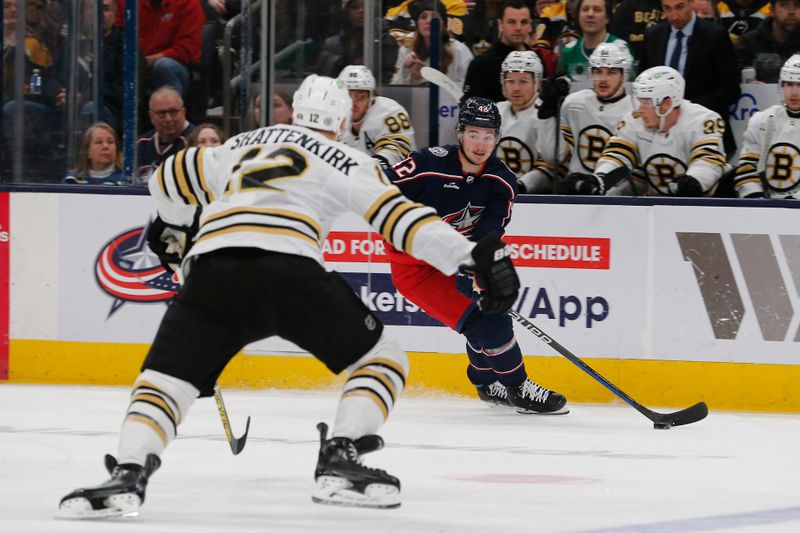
top-left (3, 191), bottom-right (800, 411)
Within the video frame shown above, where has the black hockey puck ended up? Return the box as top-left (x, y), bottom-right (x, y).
top-left (653, 422), bottom-right (671, 430)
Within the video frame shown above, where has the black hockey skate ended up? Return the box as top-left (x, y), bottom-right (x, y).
top-left (476, 381), bottom-right (511, 407)
top-left (57, 454), bottom-right (161, 519)
top-left (507, 378), bottom-right (569, 415)
top-left (312, 422), bottom-right (400, 509)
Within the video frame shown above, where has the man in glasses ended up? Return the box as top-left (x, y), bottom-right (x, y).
top-left (137, 85), bottom-right (195, 181)
top-left (384, 97), bottom-right (569, 415)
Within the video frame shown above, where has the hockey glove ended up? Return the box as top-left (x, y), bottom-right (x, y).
top-left (744, 191), bottom-right (765, 199)
top-left (669, 175), bottom-right (704, 197)
top-left (537, 76), bottom-right (570, 120)
top-left (146, 215), bottom-right (198, 273)
top-left (460, 234), bottom-right (520, 315)
top-left (564, 172), bottom-right (605, 195)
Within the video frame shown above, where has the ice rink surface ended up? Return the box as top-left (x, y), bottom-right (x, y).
top-left (1, 384), bottom-right (799, 533)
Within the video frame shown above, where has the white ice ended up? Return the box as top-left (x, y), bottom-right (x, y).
top-left (1, 384), bottom-right (799, 533)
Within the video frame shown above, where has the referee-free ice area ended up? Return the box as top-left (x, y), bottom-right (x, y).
top-left (1, 384), bottom-right (799, 533)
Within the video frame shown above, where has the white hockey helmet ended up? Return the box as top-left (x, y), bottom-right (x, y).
top-left (589, 42), bottom-right (633, 74)
top-left (292, 74), bottom-right (352, 136)
top-left (500, 50), bottom-right (543, 83)
top-left (780, 54), bottom-right (800, 84)
top-left (633, 66), bottom-right (684, 110)
top-left (338, 64), bottom-right (376, 92)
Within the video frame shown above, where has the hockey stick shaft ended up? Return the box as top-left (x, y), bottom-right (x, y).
top-left (213, 384), bottom-right (251, 455)
top-left (509, 310), bottom-right (708, 427)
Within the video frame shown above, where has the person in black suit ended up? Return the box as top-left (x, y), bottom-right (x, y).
top-left (639, 0), bottom-right (741, 155)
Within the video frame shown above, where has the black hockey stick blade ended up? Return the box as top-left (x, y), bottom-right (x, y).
top-left (229, 415), bottom-right (251, 455)
top-left (214, 385), bottom-right (251, 455)
top-left (509, 310), bottom-right (709, 429)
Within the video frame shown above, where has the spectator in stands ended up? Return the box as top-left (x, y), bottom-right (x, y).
top-left (558, 0), bottom-right (625, 80)
top-left (608, 0), bottom-right (664, 60)
top-left (390, 0), bottom-right (473, 85)
top-left (270, 89), bottom-right (294, 125)
top-left (463, 0), bottom-right (538, 101)
top-left (693, 0), bottom-right (719, 20)
top-left (3, 0), bottom-right (16, 50)
top-left (187, 123), bottom-right (226, 147)
top-left (138, 0), bottom-right (204, 100)
top-left (315, 0), bottom-right (398, 83)
top-left (735, 0), bottom-right (800, 82)
top-left (80, 0), bottom-right (123, 130)
top-left (717, 0), bottom-right (771, 36)
top-left (639, 0), bottom-right (741, 155)
top-left (63, 122), bottom-right (125, 185)
top-left (136, 86), bottom-right (194, 181)
top-left (384, 0), bottom-right (470, 45)
top-left (535, 0), bottom-right (581, 55)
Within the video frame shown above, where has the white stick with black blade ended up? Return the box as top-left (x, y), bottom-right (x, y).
top-left (509, 310), bottom-right (708, 429)
top-left (420, 66), bottom-right (464, 102)
top-left (213, 384), bottom-right (251, 454)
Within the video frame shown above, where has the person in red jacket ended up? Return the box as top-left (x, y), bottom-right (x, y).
top-left (131, 0), bottom-right (204, 99)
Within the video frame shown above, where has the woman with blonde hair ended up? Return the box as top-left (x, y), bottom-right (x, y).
top-left (63, 122), bottom-right (125, 185)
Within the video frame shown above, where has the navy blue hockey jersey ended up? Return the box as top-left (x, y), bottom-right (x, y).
top-left (385, 145), bottom-right (517, 243)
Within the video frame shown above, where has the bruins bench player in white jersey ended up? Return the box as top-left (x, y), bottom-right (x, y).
top-left (735, 54), bottom-right (800, 199)
top-left (57, 75), bottom-right (520, 517)
top-left (565, 66), bottom-right (727, 196)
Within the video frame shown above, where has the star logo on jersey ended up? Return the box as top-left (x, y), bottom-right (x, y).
top-left (95, 221), bottom-right (180, 317)
top-left (442, 203), bottom-right (484, 236)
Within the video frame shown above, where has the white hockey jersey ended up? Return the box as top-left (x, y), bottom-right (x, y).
top-left (341, 96), bottom-right (417, 167)
top-left (594, 101), bottom-right (727, 196)
top-left (734, 104), bottom-right (800, 198)
top-left (149, 124), bottom-right (473, 276)
top-left (495, 101), bottom-right (556, 191)
top-left (558, 89), bottom-right (633, 173)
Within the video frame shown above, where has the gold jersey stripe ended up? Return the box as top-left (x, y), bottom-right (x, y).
top-left (194, 147), bottom-right (215, 203)
top-left (349, 368), bottom-right (398, 403)
top-left (381, 202), bottom-right (422, 243)
top-left (402, 214), bottom-right (440, 253)
top-left (126, 413), bottom-right (168, 446)
top-left (203, 206), bottom-right (321, 240)
top-left (365, 189), bottom-right (402, 224)
top-left (174, 150), bottom-right (199, 205)
top-left (342, 388), bottom-right (389, 420)
top-left (197, 224), bottom-right (319, 247)
top-left (156, 164), bottom-right (167, 198)
top-left (366, 357), bottom-right (408, 386)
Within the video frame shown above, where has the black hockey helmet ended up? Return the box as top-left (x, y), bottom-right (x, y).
top-left (457, 97), bottom-right (502, 133)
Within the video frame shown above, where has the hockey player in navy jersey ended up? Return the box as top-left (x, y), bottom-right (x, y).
top-left (384, 97), bottom-right (568, 415)
top-left (56, 76), bottom-right (521, 517)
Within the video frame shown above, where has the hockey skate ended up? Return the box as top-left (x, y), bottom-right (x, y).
top-left (57, 454), bottom-right (161, 519)
top-left (476, 381), bottom-right (511, 407)
top-left (312, 422), bottom-right (400, 509)
top-left (507, 378), bottom-right (569, 415)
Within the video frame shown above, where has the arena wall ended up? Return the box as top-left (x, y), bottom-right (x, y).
top-left (3, 190), bottom-right (800, 412)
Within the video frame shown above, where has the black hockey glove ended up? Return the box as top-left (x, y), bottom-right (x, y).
top-left (146, 214), bottom-right (199, 273)
top-left (537, 76), bottom-right (570, 120)
top-left (564, 172), bottom-right (605, 195)
top-left (669, 175), bottom-right (704, 197)
top-left (744, 191), bottom-right (765, 198)
top-left (460, 234), bottom-right (520, 315)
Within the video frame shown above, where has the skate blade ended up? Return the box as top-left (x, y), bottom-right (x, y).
top-left (312, 476), bottom-right (400, 509)
top-left (515, 406), bottom-right (570, 415)
top-left (57, 493), bottom-right (141, 520)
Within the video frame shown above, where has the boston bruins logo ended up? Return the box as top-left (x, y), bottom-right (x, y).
top-left (577, 125), bottom-right (612, 171)
top-left (643, 153), bottom-right (687, 195)
top-left (765, 143), bottom-right (800, 193)
top-left (496, 136), bottom-right (534, 174)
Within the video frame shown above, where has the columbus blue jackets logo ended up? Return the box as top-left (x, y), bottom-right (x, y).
top-left (95, 221), bottom-right (180, 316)
top-left (442, 202), bottom-right (484, 236)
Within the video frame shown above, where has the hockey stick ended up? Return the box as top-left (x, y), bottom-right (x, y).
top-left (213, 384), bottom-right (251, 454)
top-left (420, 66), bottom-right (464, 102)
top-left (509, 310), bottom-right (708, 429)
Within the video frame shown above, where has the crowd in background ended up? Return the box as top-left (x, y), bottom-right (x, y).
top-left (0, 0), bottom-right (797, 194)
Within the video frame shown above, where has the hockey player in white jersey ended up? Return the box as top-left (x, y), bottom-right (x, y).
top-left (565, 66), bottom-right (727, 196)
top-left (556, 42), bottom-right (634, 188)
top-left (57, 75), bottom-right (520, 517)
top-left (497, 51), bottom-right (570, 194)
top-left (735, 54), bottom-right (800, 199)
top-left (338, 64), bottom-right (416, 168)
